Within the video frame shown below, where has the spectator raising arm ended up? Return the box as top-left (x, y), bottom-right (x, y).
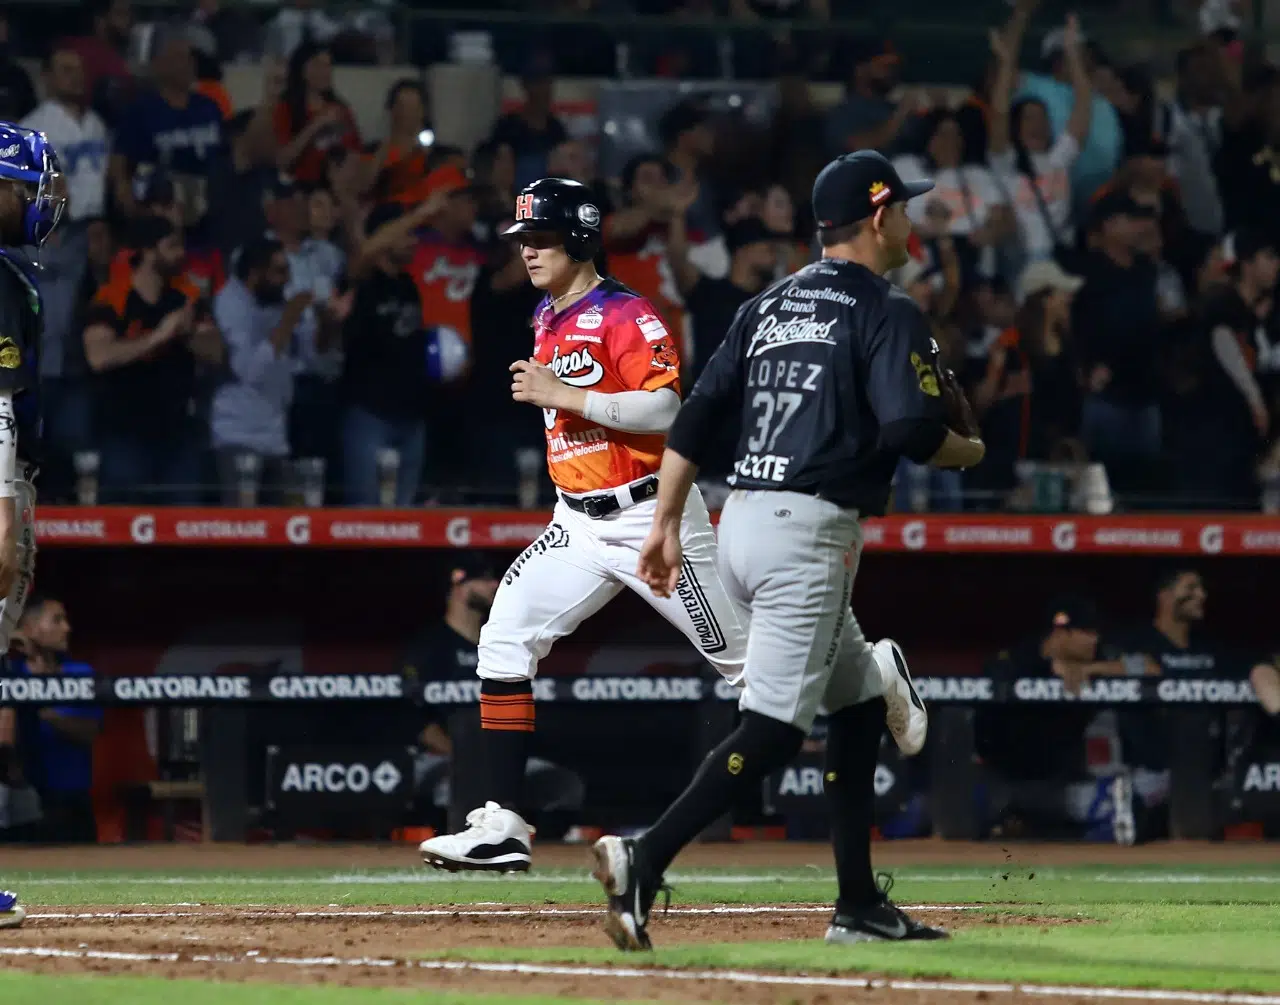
top-left (1059, 15), bottom-right (1093, 148)
top-left (83, 303), bottom-right (191, 372)
top-left (664, 180), bottom-right (702, 299)
top-left (987, 3), bottom-right (1033, 157)
top-left (347, 189), bottom-right (450, 282)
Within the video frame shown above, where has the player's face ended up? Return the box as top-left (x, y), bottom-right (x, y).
top-left (517, 232), bottom-right (574, 289)
top-left (154, 233), bottom-right (186, 277)
top-left (1169, 572), bottom-right (1206, 622)
top-left (464, 578), bottom-right (499, 617)
top-left (875, 202), bottom-right (913, 271)
top-left (1246, 248), bottom-right (1280, 290)
top-left (48, 50), bottom-right (86, 105)
top-left (1016, 101), bottom-right (1051, 154)
top-left (28, 601), bottom-right (71, 653)
top-left (0, 181), bottom-right (24, 246)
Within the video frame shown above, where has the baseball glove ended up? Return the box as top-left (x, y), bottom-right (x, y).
top-left (940, 367), bottom-right (980, 439)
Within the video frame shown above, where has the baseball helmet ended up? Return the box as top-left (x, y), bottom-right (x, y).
top-left (0, 123), bottom-right (66, 247)
top-left (501, 177), bottom-right (602, 263)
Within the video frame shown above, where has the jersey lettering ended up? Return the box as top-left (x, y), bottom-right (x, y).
top-left (532, 281), bottom-right (680, 494)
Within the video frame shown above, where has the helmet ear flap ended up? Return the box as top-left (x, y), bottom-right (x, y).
top-left (564, 226), bottom-right (601, 263)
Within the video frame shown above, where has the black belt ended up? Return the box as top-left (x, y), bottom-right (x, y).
top-left (560, 476), bottom-right (658, 519)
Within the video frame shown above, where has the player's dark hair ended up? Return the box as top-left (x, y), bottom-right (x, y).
top-left (18, 594), bottom-right (51, 626)
top-left (284, 41), bottom-right (340, 135)
top-left (1155, 564), bottom-right (1199, 594)
top-left (236, 236), bottom-right (283, 281)
top-left (817, 222), bottom-right (862, 248)
top-left (621, 153), bottom-right (670, 197)
top-left (384, 77), bottom-right (425, 112)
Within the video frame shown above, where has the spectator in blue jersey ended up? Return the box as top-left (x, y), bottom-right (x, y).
top-left (111, 24), bottom-right (225, 238)
top-left (12, 597), bottom-right (101, 844)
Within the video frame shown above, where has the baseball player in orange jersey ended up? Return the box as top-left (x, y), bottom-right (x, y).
top-left (419, 177), bottom-right (748, 872)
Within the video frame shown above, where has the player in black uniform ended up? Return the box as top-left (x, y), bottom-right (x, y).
top-left (591, 152), bottom-right (985, 950)
top-left (0, 124), bottom-right (68, 929)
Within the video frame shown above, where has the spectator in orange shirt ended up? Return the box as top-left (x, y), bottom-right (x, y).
top-left (274, 42), bottom-right (361, 187)
top-left (604, 154), bottom-right (688, 331)
top-left (410, 167), bottom-right (483, 344)
top-left (110, 171), bottom-right (227, 300)
top-left (82, 217), bottom-right (224, 503)
top-left (370, 79), bottom-right (434, 205)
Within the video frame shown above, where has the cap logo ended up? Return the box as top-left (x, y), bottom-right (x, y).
top-left (515, 194), bottom-right (535, 220)
top-left (869, 181), bottom-right (891, 206)
top-left (577, 203), bottom-right (600, 228)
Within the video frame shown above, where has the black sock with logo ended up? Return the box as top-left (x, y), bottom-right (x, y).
top-left (825, 698), bottom-right (886, 910)
top-left (640, 710), bottom-right (804, 878)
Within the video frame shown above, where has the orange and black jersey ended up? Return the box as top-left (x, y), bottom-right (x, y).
top-left (85, 277), bottom-right (199, 433)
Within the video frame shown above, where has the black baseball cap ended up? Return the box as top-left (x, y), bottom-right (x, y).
top-left (811, 151), bottom-right (933, 231)
top-left (449, 553), bottom-right (500, 586)
top-left (725, 217), bottom-right (774, 253)
top-left (1044, 596), bottom-right (1099, 634)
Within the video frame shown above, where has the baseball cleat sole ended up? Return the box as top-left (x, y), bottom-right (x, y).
top-left (876, 638), bottom-right (927, 756)
top-left (590, 835), bottom-right (628, 896)
top-left (420, 850), bottom-right (531, 873)
top-left (604, 908), bottom-right (652, 952)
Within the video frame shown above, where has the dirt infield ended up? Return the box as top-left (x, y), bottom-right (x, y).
top-left (2, 841), bottom-right (1277, 1003)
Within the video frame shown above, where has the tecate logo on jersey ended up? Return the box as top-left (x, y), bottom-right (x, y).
top-left (549, 344), bottom-right (604, 386)
top-left (746, 315), bottom-right (839, 357)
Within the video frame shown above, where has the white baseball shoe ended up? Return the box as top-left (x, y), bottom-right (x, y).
top-left (874, 638), bottom-right (928, 756)
top-left (0, 891), bottom-right (25, 929)
top-left (419, 801), bottom-right (534, 872)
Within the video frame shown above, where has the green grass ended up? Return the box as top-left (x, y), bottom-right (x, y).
top-left (9, 865), bottom-right (1279, 908)
top-left (0, 973), bottom-right (648, 1005)
top-left (7, 864), bottom-right (1280, 1001)
top-left (433, 901), bottom-right (1280, 994)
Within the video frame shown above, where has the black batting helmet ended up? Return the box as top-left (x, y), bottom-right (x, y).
top-left (501, 177), bottom-right (602, 263)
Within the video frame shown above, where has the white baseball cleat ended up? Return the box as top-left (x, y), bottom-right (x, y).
top-left (0, 891), bottom-right (25, 929)
top-left (874, 638), bottom-right (928, 756)
top-left (419, 801), bottom-right (534, 872)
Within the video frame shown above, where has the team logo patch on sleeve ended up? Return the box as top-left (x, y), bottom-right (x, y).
top-left (651, 340), bottom-right (678, 371)
top-left (635, 313), bottom-right (669, 343)
top-left (910, 351), bottom-right (940, 396)
top-left (0, 337), bottom-right (20, 369)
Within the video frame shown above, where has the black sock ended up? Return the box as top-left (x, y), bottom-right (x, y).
top-left (825, 698), bottom-right (886, 909)
top-left (641, 710), bottom-right (804, 877)
top-left (480, 679), bottom-right (534, 811)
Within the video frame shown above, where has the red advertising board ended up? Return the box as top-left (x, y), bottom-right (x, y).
top-left (30, 506), bottom-right (1280, 556)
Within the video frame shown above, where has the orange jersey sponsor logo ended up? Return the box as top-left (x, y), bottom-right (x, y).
top-left (534, 283), bottom-right (680, 495)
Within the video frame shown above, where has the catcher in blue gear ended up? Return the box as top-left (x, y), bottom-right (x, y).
top-left (0, 123), bottom-right (67, 931)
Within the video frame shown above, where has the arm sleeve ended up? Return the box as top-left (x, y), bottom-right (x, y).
top-left (214, 289), bottom-right (280, 388)
top-left (582, 387), bottom-right (681, 433)
top-left (666, 300), bottom-right (751, 464)
top-left (1211, 325), bottom-right (1265, 412)
top-left (608, 299), bottom-right (682, 394)
top-left (0, 392), bottom-right (15, 498)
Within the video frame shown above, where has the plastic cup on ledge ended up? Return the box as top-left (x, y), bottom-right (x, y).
top-left (73, 450), bottom-right (100, 506)
top-left (375, 448), bottom-right (400, 508)
top-left (234, 452), bottom-right (262, 508)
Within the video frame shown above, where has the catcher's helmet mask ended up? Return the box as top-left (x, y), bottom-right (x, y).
top-left (503, 177), bottom-right (602, 263)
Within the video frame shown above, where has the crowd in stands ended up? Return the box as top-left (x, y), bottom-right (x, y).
top-left (0, 0), bottom-right (1275, 511)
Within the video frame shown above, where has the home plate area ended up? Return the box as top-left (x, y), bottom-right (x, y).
top-left (5, 904), bottom-right (1076, 1005)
